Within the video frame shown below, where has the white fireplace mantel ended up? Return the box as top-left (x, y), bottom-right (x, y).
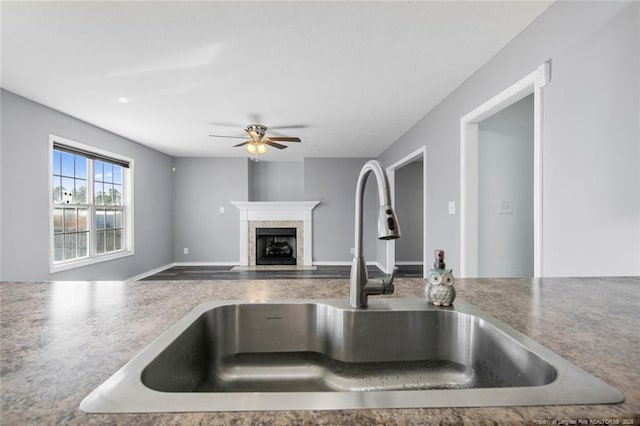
top-left (230, 201), bottom-right (320, 266)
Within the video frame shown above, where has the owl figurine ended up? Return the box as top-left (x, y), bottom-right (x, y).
top-left (425, 249), bottom-right (456, 307)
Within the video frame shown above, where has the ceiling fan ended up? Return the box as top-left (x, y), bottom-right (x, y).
top-left (208, 124), bottom-right (301, 155)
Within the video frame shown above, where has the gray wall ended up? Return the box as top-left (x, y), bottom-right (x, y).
top-left (395, 161), bottom-right (423, 263)
top-left (304, 158), bottom-right (378, 263)
top-left (478, 95), bottom-right (534, 277)
top-left (174, 157), bottom-right (379, 265)
top-left (172, 157), bottom-right (248, 263)
top-left (250, 161), bottom-right (304, 201)
top-left (247, 158), bottom-right (255, 202)
top-left (378, 1), bottom-right (640, 277)
top-left (0, 89), bottom-right (174, 281)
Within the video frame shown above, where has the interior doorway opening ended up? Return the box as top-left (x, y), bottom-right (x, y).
top-left (478, 94), bottom-right (534, 277)
top-left (386, 146), bottom-right (427, 278)
top-left (460, 62), bottom-right (549, 277)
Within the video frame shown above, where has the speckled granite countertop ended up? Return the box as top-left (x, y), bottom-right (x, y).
top-left (1, 277), bottom-right (639, 425)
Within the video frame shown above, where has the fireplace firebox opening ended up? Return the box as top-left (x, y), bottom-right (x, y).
top-left (256, 227), bottom-right (297, 265)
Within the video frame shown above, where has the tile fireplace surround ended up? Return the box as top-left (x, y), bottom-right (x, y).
top-left (230, 201), bottom-right (320, 266)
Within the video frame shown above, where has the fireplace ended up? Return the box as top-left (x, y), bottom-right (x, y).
top-left (230, 201), bottom-right (320, 266)
top-left (255, 227), bottom-right (297, 265)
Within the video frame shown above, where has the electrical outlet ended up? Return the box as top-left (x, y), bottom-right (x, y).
top-left (219, 206), bottom-right (225, 214)
top-left (183, 248), bottom-right (189, 255)
top-left (448, 201), bottom-right (456, 215)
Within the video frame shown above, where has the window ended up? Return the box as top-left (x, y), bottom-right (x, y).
top-left (50, 136), bottom-right (133, 271)
top-left (93, 160), bottom-right (125, 254)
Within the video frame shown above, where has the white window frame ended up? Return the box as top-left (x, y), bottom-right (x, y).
top-left (49, 135), bottom-right (135, 273)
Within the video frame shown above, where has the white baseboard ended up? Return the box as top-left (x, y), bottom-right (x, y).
top-left (127, 263), bottom-right (175, 281)
top-left (395, 261), bottom-right (424, 265)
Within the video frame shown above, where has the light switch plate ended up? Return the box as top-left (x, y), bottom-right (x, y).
top-left (448, 201), bottom-right (456, 215)
top-left (499, 200), bottom-right (513, 214)
top-left (219, 206), bottom-right (225, 214)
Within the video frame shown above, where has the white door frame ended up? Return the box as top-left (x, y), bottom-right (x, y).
top-left (460, 62), bottom-right (550, 277)
top-left (386, 146), bottom-right (427, 277)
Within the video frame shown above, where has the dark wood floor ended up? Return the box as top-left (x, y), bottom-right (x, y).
top-left (140, 264), bottom-right (424, 281)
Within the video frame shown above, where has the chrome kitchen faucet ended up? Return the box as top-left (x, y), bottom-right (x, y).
top-left (350, 160), bottom-right (401, 308)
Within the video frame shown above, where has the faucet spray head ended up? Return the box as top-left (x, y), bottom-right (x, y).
top-left (378, 205), bottom-right (401, 240)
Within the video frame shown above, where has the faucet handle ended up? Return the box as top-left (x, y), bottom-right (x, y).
top-left (382, 266), bottom-right (399, 294)
top-left (389, 266), bottom-right (399, 281)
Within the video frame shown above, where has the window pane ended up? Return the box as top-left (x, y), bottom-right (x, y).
top-left (77, 232), bottom-right (88, 258)
top-left (94, 160), bottom-right (104, 181)
top-left (115, 229), bottom-right (122, 250)
top-left (62, 177), bottom-right (75, 203)
top-left (54, 235), bottom-right (64, 261)
top-left (53, 208), bottom-right (63, 234)
top-left (113, 166), bottom-right (122, 185)
top-left (75, 179), bottom-right (87, 204)
top-left (78, 208), bottom-right (89, 231)
top-left (53, 150), bottom-right (61, 175)
top-left (115, 210), bottom-right (123, 228)
top-left (104, 184), bottom-right (114, 205)
top-left (112, 184), bottom-right (122, 206)
top-left (104, 163), bottom-right (113, 183)
top-left (65, 233), bottom-right (77, 260)
top-left (106, 230), bottom-right (115, 252)
top-left (61, 152), bottom-right (74, 177)
top-left (105, 210), bottom-right (115, 229)
top-left (53, 176), bottom-right (62, 203)
top-left (64, 208), bottom-right (77, 233)
top-left (94, 182), bottom-right (104, 205)
top-left (96, 230), bottom-right (105, 254)
top-left (96, 209), bottom-right (105, 230)
top-left (75, 156), bottom-right (87, 179)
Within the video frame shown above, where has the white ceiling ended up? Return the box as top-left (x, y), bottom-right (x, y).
top-left (1, 1), bottom-right (552, 161)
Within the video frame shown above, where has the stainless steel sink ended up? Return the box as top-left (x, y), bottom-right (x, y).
top-left (80, 299), bottom-right (623, 412)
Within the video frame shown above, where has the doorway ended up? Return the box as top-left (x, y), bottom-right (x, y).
top-left (460, 62), bottom-right (549, 277)
top-left (386, 146), bottom-right (427, 278)
top-left (478, 94), bottom-right (534, 277)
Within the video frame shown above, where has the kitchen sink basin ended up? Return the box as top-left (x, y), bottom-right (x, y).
top-left (80, 299), bottom-right (623, 412)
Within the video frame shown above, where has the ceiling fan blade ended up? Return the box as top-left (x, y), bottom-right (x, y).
top-left (266, 137), bottom-right (301, 142)
top-left (233, 141), bottom-right (251, 147)
top-left (264, 141), bottom-right (288, 149)
top-left (208, 134), bottom-right (247, 139)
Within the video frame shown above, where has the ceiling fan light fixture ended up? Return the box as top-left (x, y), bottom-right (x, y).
top-left (245, 142), bottom-right (257, 154)
top-left (210, 123), bottom-right (301, 155)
